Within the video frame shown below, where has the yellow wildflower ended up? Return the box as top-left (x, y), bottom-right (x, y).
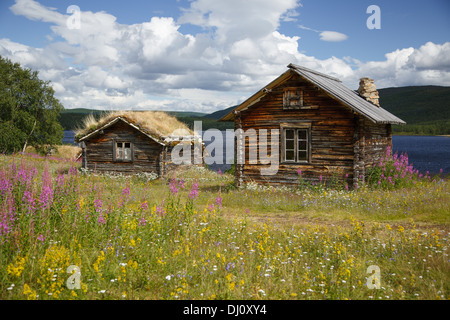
top-left (23, 284), bottom-right (37, 300)
top-left (93, 251), bottom-right (105, 274)
top-left (7, 255), bottom-right (27, 277)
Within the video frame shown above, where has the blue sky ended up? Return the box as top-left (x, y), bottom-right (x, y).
top-left (0, 0), bottom-right (449, 112)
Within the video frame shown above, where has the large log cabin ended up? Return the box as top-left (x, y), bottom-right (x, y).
top-left (220, 64), bottom-right (406, 187)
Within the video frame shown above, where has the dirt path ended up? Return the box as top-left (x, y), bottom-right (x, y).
top-left (223, 211), bottom-right (450, 233)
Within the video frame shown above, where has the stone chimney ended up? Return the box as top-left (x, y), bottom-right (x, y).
top-left (358, 78), bottom-right (380, 107)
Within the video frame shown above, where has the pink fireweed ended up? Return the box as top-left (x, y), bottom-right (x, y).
top-left (97, 213), bottom-right (106, 225)
top-left (169, 179), bottom-right (178, 195)
top-left (215, 195), bottom-right (222, 208)
top-left (0, 190), bottom-right (15, 240)
top-left (38, 165), bottom-right (53, 211)
top-left (188, 182), bottom-right (199, 199)
top-left (22, 191), bottom-right (36, 215)
top-left (122, 187), bottom-right (130, 197)
top-left (367, 146), bottom-right (423, 190)
top-left (38, 185), bottom-right (53, 211)
top-left (156, 203), bottom-right (166, 217)
top-left (138, 216), bottom-right (147, 226)
top-left (94, 199), bottom-right (103, 213)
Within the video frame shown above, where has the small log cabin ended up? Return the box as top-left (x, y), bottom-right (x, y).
top-left (75, 111), bottom-right (203, 176)
top-left (220, 63), bottom-right (406, 187)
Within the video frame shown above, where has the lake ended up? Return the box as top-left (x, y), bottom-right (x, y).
top-left (64, 131), bottom-right (450, 175)
top-left (392, 135), bottom-right (450, 175)
top-left (63, 130), bottom-right (77, 145)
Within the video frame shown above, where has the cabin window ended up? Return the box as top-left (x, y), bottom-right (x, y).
top-left (282, 128), bottom-right (310, 163)
top-left (114, 141), bottom-right (133, 162)
top-left (283, 88), bottom-right (303, 109)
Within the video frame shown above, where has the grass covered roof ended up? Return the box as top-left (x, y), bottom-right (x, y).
top-left (75, 111), bottom-right (195, 143)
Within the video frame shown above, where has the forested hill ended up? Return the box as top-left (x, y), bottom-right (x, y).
top-left (59, 86), bottom-right (450, 135)
top-left (378, 86), bottom-right (450, 135)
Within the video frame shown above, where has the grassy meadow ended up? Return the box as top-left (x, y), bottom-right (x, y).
top-left (0, 148), bottom-right (449, 300)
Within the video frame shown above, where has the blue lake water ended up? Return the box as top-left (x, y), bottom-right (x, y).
top-left (64, 131), bottom-right (450, 175)
top-left (63, 130), bottom-right (76, 145)
top-left (392, 135), bottom-right (450, 175)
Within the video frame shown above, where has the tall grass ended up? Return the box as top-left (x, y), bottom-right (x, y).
top-left (0, 152), bottom-right (448, 300)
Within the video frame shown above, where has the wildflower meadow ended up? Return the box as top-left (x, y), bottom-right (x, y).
top-left (0, 149), bottom-right (448, 300)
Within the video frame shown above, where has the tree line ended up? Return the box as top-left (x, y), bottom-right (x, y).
top-left (392, 120), bottom-right (450, 136)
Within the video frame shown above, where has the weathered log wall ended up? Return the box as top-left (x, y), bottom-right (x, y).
top-left (361, 118), bottom-right (392, 172)
top-left (353, 116), bottom-right (392, 185)
top-left (236, 73), bottom-right (356, 186)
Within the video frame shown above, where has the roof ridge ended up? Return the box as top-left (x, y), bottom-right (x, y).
top-left (287, 63), bottom-right (342, 82)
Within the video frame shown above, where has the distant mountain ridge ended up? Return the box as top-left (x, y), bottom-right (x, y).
top-left (202, 105), bottom-right (237, 120)
top-left (378, 86), bottom-right (450, 123)
top-left (59, 85), bottom-right (450, 135)
top-left (378, 85), bottom-right (450, 135)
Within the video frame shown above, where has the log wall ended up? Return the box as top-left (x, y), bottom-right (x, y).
top-left (236, 73), bottom-right (355, 186)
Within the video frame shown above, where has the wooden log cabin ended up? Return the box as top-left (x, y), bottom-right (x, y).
top-left (75, 111), bottom-right (203, 176)
top-left (220, 64), bottom-right (406, 187)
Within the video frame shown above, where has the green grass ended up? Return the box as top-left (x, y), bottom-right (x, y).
top-left (0, 153), bottom-right (448, 300)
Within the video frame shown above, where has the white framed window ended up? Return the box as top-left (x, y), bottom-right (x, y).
top-left (281, 124), bottom-right (311, 163)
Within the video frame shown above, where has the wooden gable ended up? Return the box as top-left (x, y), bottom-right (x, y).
top-left (82, 119), bottom-right (164, 175)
